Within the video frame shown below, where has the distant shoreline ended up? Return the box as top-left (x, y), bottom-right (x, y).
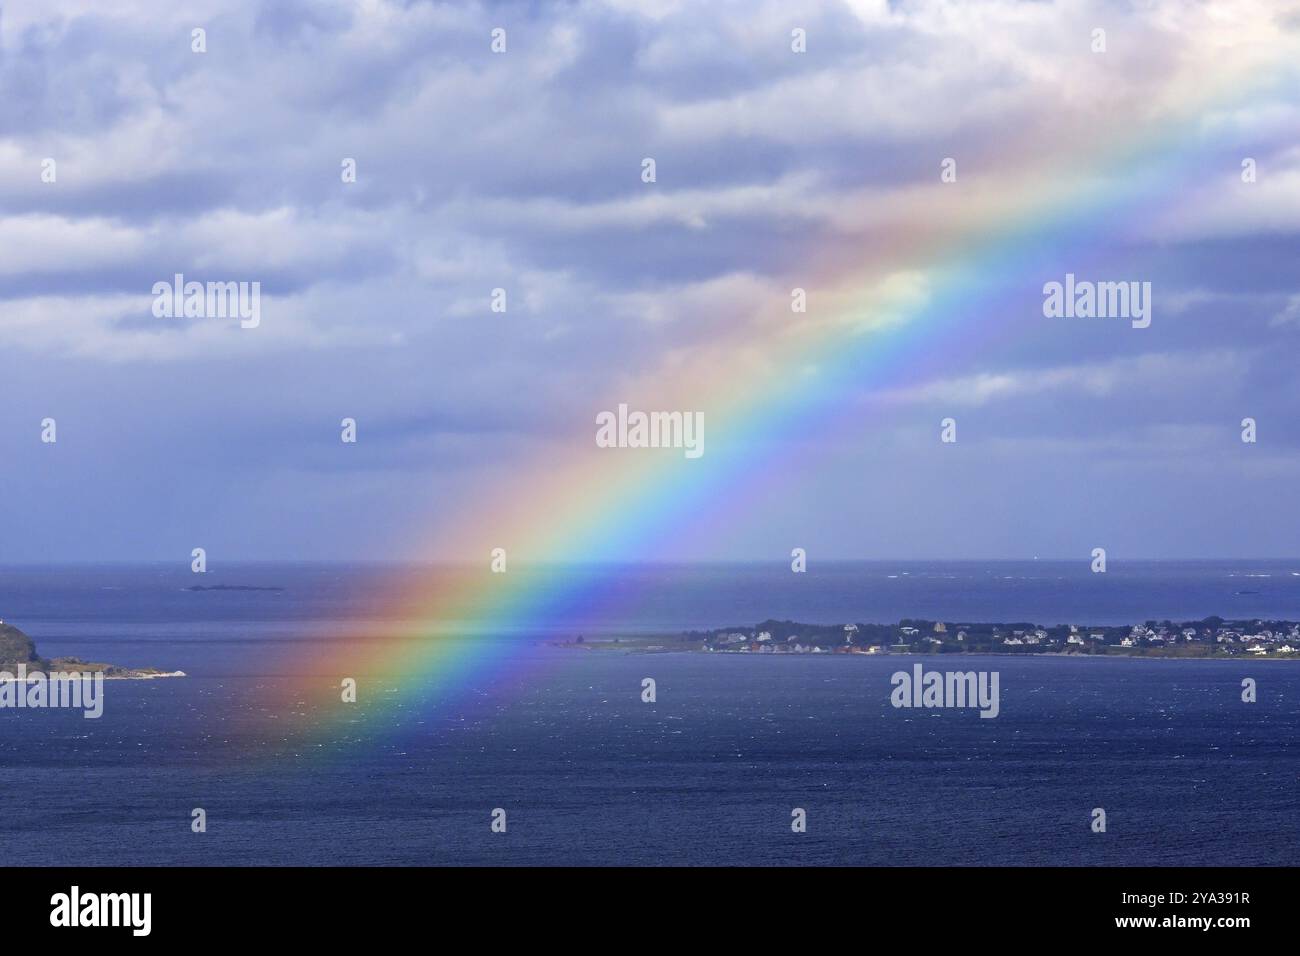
top-left (559, 643), bottom-right (1299, 661)
top-left (1, 621), bottom-right (183, 679)
top-left (0, 668), bottom-right (187, 681)
top-left (552, 615), bottom-right (1300, 660)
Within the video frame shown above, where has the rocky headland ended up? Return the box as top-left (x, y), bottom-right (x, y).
top-left (0, 619), bottom-right (184, 679)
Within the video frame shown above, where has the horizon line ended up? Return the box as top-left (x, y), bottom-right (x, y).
top-left (3, 557), bottom-right (1300, 568)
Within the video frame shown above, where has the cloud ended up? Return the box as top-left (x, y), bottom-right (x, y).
top-left (1271, 293), bottom-right (1300, 326)
top-left (1, 0), bottom-right (1299, 558)
top-left (875, 349), bottom-right (1254, 408)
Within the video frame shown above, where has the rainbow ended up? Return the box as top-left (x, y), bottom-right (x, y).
top-left (279, 25), bottom-right (1296, 749)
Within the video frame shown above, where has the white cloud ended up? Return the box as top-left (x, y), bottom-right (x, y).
top-left (876, 350), bottom-right (1254, 407)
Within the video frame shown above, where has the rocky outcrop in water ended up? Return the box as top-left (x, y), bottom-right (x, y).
top-left (0, 619), bottom-right (184, 678)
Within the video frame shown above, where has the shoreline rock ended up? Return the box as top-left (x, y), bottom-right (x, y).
top-left (0, 620), bottom-right (184, 680)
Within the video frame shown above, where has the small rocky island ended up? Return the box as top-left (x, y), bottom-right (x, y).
top-left (0, 619), bottom-right (184, 678)
top-left (184, 584), bottom-right (284, 592)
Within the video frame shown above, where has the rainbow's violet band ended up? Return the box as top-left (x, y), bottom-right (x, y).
top-left (287, 48), bottom-right (1294, 743)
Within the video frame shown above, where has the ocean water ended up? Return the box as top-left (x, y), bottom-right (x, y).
top-left (0, 561), bottom-right (1296, 866)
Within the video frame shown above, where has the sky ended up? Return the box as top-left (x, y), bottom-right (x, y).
top-left (1, 0), bottom-right (1299, 563)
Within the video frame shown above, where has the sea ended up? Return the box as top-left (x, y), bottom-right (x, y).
top-left (0, 560), bottom-right (1296, 866)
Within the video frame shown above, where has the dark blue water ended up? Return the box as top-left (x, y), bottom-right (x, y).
top-left (0, 561), bottom-right (1296, 865)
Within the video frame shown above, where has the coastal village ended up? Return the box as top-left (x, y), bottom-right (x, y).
top-left (684, 617), bottom-right (1300, 658)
